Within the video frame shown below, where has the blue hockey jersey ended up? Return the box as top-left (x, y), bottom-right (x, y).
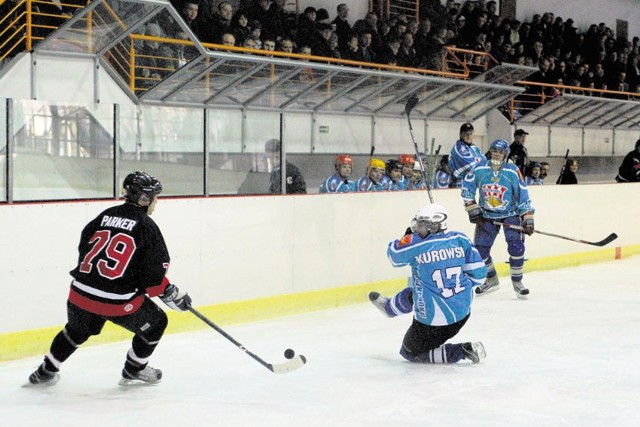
top-left (357, 176), bottom-right (387, 191)
top-left (387, 231), bottom-right (487, 326)
top-left (448, 140), bottom-right (486, 187)
top-left (461, 161), bottom-right (534, 219)
top-left (319, 174), bottom-right (356, 193)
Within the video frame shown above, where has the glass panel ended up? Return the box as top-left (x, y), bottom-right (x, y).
top-left (11, 100), bottom-right (114, 201)
top-left (120, 105), bottom-right (204, 196)
top-left (0, 100), bottom-right (5, 201)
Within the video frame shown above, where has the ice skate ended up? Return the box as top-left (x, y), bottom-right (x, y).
top-left (118, 365), bottom-right (162, 386)
top-left (23, 363), bottom-right (60, 388)
top-left (368, 292), bottom-right (393, 318)
top-left (512, 280), bottom-right (529, 299)
top-left (475, 275), bottom-right (500, 296)
top-left (462, 342), bottom-right (486, 364)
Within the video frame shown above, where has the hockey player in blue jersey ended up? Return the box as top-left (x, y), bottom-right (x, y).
top-left (432, 154), bottom-right (453, 189)
top-left (320, 154), bottom-right (357, 193)
top-left (382, 159), bottom-right (408, 191)
top-left (406, 161), bottom-right (427, 190)
top-left (448, 123), bottom-right (486, 188)
top-left (368, 203), bottom-right (487, 364)
top-left (357, 158), bottom-right (388, 191)
top-left (462, 139), bottom-right (535, 299)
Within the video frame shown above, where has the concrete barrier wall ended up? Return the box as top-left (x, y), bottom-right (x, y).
top-left (2, 182), bottom-right (639, 335)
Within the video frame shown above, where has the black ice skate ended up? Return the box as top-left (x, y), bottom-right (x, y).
top-left (475, 275), bottom-right (500, 296)
top-left (118, 365), bottom-right (163, 386)
top-left (368, 291), bottom-right (393, 318)
top-left (462, 342), bottom-right (486, 364)
top-left (512, 281), bottom-right (530, 299)
top-left (23, 363), bottom-right (60, 387)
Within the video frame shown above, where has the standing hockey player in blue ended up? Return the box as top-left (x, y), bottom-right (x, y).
top-left (462, 139), bottom-right (535, 299)
top-left (432, 154), bottom-right (453, 189)
top-left (448, 123), bottom-right (486, 188)
top-left (369, 203), bottom-right (487, 364)
top-left (320, 154), bottom-right (357, 193)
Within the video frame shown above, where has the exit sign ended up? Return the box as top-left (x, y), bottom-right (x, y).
top-left (319, 125), bottom-right (329, 133)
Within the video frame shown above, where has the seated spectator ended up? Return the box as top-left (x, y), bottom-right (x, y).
top-left (341, 33), bottom-right (364, 62)
top-left (248, 20), bottom-right (262, 49)
top-left (357, 158), bottom-right (387, 191)
top-left (525, 161), bottom-right (543, 185)
top-left (136, 24), bottom-right (176, 89)
top-left (320, 154), bottom-right (356, 193)
top-left (615, 139), bottom-right (640, 183)
top-left (557, 158), bottom-right (578, 184)
top-left (278, 37), bottom-right (295, 54)
top-left (231, 10), bottom-right (250, 45)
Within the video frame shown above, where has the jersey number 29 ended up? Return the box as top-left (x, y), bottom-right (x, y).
top-left (79, 230), bottom-right (136, 279)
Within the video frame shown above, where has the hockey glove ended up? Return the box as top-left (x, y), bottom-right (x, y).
top-left (465, 201), bottom-right (483, 224)
top-left (160, 284), bottom-right (192, 311)
top-left (520, 211), bottom-right (534, 236)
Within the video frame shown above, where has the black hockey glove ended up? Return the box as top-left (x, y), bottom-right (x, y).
top-left (160, 284), bottom-right (192, 311)
top-left (520, 211), bottom-right (534, 236)
top-left (465, 201), bottom-right (483, 224)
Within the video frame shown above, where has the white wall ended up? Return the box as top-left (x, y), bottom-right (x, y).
top-left (2, 183), bottom-right (638, 333)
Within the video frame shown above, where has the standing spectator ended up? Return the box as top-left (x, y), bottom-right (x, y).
top-left (25, 172), bottom-right (192, 386)
top-left (248, 0), bottom-right (284, 42)
top-left (199, 1), bottom-right (234, 44)
top-left (352, 11), bottom-right (382, 54)
top-left (448, 122), bottom-right (486, 188)
top-left (508, 128), bottom-right (529, 175)
top-left (368, 203), bottom-right (487, 365)
top-left (357, 158), bottom-right (387, 191)
top-left (615, 139), bottom-right (640, 183)
top-left (319, 154), bottom-right (356, 193)
top-left (265, 139), bottom-right (307, 194)
top-left (231, 10), bottom-right (250, 45)
top-left (332, 3), bottom-right (351, 52)
top-left (462, 139), bottom-right (535, 299)
top-left (358, 30), bottom-right (377, 63)
top-left (557, 158), bottom-right (578, 184)
top-left (397, 32), bottom-right (417, 67)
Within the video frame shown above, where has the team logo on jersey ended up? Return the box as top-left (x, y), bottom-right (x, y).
top-left (482, 183), bottom-right (509, 209)
top-left (398, 234), bottom-right (412, 247)
top-left (124, 303), bottom-right (134, 313)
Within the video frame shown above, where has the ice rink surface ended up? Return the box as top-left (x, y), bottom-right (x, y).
top-left (2, 256), bottom-right (639, 427)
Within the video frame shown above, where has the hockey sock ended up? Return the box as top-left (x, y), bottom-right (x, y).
top-left (124, 348), bottom-right (151, 375)
top-left (484, 256), bottom-right (497, 278)
top-left (401, 343), bottom-right (465, 364)
top-left (509, 254), bottom-right (525, 282)
top-left (386, 287), bottom-right (413, 316)
top-left (47, 327), bottom-right (89, 368)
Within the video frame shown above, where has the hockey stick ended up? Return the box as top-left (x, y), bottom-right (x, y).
top-left (555, 149), bottom-right (570, 184)
top-left (188, 307), bottom-right (307, 374)
top-left (492, 221), bottom-right (618, 247)
top-left (405, 94), bottom-right (435, 203)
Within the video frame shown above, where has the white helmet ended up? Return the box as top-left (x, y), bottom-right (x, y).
top-left (411, 203), bottom-right (448, 235)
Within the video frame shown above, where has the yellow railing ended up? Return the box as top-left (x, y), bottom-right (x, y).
top-left (0, 0), bottom-right (85, 60)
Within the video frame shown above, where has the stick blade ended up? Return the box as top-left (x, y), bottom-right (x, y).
top-left (405, 94), bottom-right (419, 116)
top-left (270, 354), bottom-right (307, 374)
top-left (590, 233), bottom-right (618, 247)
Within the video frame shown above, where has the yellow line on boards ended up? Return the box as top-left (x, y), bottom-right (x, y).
top-left (2, 245), bottom-right (639, 362)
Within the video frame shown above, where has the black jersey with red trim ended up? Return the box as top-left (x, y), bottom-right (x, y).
top-left (68, 202), bottom-right (170, 316)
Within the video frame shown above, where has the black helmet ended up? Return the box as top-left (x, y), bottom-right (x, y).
top-left (123, 171), bottom-right (162, 205)
top-left (385, 159), bottom-right (403, 175)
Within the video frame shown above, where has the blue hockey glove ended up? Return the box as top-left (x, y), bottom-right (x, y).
top-left (520, 211), bottom-right (534, 236)
top-left (465, 201), bottom-right (483, 224)
top-left (160, 284), bottom-right (192, 311)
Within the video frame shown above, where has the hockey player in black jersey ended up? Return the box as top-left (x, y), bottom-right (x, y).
top-left (25, 171), bottom-right (192, 387)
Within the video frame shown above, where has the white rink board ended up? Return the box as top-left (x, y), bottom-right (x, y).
top-left (1, 183), bottom-right (639, 333)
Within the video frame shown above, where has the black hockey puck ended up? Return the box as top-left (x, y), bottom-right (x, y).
top-left (284, 348), bottom-right (295, 359)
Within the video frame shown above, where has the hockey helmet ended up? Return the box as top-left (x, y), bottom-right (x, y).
top-left (385, 159), bottom-right (403, 175)
top-left (123, 171), bottom-right (162, 205)
top-left (369, 158), bottom-right (385, 170)
top-left (335, 154), bottom-right (353, 166)
top-left (411, 203), bottom-right (449, 235)
top-left (489, 139), bottom-right (509, 166)
top-left (398, 154), bottom-right (416, 165)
